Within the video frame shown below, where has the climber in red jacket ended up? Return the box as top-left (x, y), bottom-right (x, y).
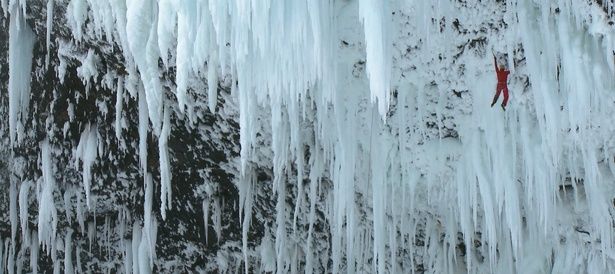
top-left (491, 54), bottom-right (510, 111)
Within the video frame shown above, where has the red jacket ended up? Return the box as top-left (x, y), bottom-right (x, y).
top-left (494, 56), bottom-right (510, 84)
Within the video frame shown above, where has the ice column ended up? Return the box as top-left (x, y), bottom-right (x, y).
top-left (38, 140), bottom-right (58, 254)
top-left (358, 0), bottom-right (392, 118)
top-left (7, 3), bottom-right (35, 145)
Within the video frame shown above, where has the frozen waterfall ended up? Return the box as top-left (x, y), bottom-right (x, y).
top-left (1, 0), bottom-right (615, 273)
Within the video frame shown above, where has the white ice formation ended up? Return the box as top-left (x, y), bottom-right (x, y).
top-left (2, 0), bottom-right (615, 273)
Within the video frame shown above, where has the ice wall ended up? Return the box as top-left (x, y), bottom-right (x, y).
top-left (2, 0), bottom-right (615, 273)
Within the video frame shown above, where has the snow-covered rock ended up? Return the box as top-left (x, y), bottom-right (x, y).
top-left (0, 0), bottom-right (614, 273)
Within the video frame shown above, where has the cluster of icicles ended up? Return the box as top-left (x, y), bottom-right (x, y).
top-left (3, 0), bottom-right (615, 273)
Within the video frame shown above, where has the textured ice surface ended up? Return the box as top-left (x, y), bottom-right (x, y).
top-left (1, 0), bottom-right (615, 273)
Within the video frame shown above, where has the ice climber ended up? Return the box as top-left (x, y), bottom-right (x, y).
top-left (491, 54), bottom-right (510, 111)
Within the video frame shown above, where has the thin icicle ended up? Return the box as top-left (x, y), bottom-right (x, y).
top-left (212, 198), bottom-right (222, 243)
top-left (240, 172), bottom-right (254, 274)
top-left (159, 107), bottom-right (172, 219)
top-left (9, 179), bottom-right (17, 249)
top-left (202, 198), bottom-right (210, 244)
top-left (18, 181), bottom-right (31, 243)
top-left (39, 140), bottom-right (58, 254)
top-left (64, 230), bottom-right (74, 274)
top-left (124, 240), bottom-right (132, 274)
top-left (143, 173), bottom-right (157, 271)
top-left (7, 241), bottom-right (14, 274)
top-left (74, 124), bottom-right (98, 209)
top-left (115, 76), bottom-right (125, 140)
top-left (138, 84), bottom-right (149, 174)
top-left (206, 54), bottom-right (218, 113)
top-left (45, 0), bottom-right (54, 68)
top-left (131, 221), bottom-right (141, 274)
top-left (305, 138), bottom-right (323, 274)
top-left (30, 231), bottom-right (38, 273)
top-left (175, 0), bottom-right (195, 113)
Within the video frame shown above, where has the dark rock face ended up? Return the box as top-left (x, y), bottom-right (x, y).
top-left (0, 2), bottom-right (246, 272)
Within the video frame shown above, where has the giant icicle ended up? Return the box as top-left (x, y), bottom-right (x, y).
top-left (358, 0), bottom-right (392, 118)
top-left (7, 2), bottom-right (35, 145)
